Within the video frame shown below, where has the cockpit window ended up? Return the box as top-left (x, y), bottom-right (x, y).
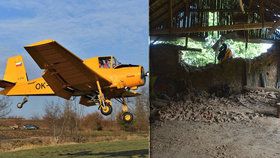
top-left (112, 57), bottom-right (121, 68)
top-left (99, 57), bottom-right (121, 68)
top-left (99, 57), bottom-right (111, 68)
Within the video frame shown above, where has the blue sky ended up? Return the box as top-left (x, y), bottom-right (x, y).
top-left (0, 1), bottom-right (148, 118)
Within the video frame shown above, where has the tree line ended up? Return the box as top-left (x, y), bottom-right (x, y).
top-left (0, 88), bottom-right (149, 143)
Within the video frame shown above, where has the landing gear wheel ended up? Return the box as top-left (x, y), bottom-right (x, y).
top-left (17, 103), bottom-right (23, 109)
top-left (122, 112), bottom-right (133, 123)
top-left (100, 104), bottom-right (112, 116)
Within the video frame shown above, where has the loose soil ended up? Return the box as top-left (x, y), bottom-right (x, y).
top-left (151, 90), bottom-right (280, 158)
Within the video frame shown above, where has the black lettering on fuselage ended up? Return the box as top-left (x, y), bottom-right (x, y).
top-left (41, 83), bottom-right (46, 89)
top-left (35, 83), bottom-right (49, 90)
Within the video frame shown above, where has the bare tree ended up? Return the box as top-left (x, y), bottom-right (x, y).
top-left (0, 97), bottom-right (11, 118)
top-left (43, 101), bottom-right (62, 142)
top-left (81, 112), bottom-right (104, 131)
top-left (60, 101), bottom-right (77, 134)
top-left (30, 113), bottom-right (41, 120)
top-left (58, 100), bottom-right (84, 142)
top-left (134, 87), bottom-right (149, 131)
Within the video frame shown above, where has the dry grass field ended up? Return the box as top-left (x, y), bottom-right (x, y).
top-left (0, 118), bottom-right (149, 158)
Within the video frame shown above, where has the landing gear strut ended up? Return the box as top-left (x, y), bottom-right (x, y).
top-left (95, 80), bottom-right (133, 123)
top-left (96, 81), bottom-right (113, 116)
top-left (17, 96), bottom-right (28, 109)
top-left (116, 97), bottom-right (134, 123)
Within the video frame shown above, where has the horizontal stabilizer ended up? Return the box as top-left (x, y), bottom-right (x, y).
top-left (0, 80), bottom-right (15, 88)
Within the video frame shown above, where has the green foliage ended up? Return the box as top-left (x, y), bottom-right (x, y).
top-left (156, 10), bottom-right (271, 67)
top-left (182, 36), bottom-right (218, 67)
top-left (180, 36), bottom-right (269, 67)
top-left (225, 39), bottom-right (264, 59)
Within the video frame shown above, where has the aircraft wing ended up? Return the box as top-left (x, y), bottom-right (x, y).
top-left (120, 90), bottom-right (141, 98)
top-left (24, 39), bottom-right (111, 99)
top-left (105, 89), bottom-right (141, 99)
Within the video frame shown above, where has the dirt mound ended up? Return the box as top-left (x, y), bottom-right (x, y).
top-left (152, 90), bottom-right (278, 123)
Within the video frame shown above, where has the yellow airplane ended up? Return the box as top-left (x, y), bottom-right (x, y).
top-left (0, 39), bottom-right (147, 123)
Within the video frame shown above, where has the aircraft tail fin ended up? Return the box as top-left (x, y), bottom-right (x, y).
top-left (3, 55), bottom-right (28, 84)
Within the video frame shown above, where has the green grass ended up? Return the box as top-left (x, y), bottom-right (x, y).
top-left (0, 139), bottom-right (149, 158)
top-left (85, 130), bottom-right (148, 138)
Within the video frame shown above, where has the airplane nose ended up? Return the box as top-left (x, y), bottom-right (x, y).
top-left (141, 67), bottom-right (147, 85)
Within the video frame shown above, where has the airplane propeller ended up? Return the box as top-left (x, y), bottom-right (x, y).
top-left (145, 71), bottom-right (149, 77)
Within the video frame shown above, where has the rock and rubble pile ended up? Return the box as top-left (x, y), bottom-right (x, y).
top-left (151, 90), bottom-right (279, 123)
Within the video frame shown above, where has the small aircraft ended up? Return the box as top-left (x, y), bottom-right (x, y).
top-left (0, 39), bottom-right (147, 123)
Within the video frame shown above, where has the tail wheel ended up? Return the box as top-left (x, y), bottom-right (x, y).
top-left (17, 96), bottom-right (28, 109)
top-left (17, 103), bottom-right (23, 109)
top-left (122, 112), bottom-right (133, 123)
top-left (100, 102), bottom-right (112, 116)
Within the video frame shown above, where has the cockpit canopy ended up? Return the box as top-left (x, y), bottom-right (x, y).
top-left (98, 56), bottom-right (121, 69)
